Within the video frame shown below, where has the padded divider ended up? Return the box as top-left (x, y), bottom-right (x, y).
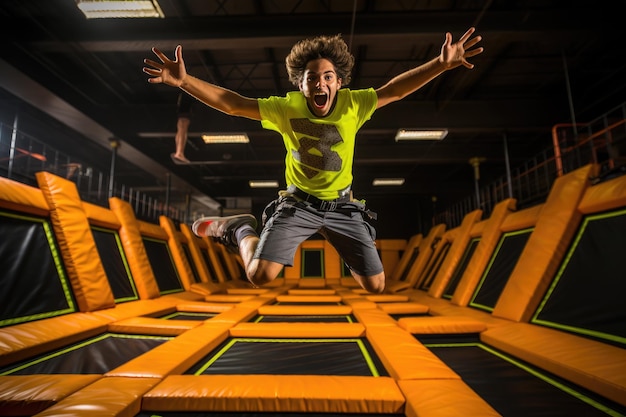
top-left (106, 323), bottom-right (231, 378)
top-left (427, 209), bottom-right (483, 298)
top-left (397, 316), bottom-right (487, 334)
top-left (174, 302), bottom-right (234, 313)
top-left (0, 314), bottom-right (109, 367)
top-left (81, 201), bottom-right (120, 229)
top-left (0, 374), bottom-right (101, 416)
top-left (578, 172), bottom-right (626, 214)
top-left (352, 308), bottom-right (399, 327)
top-left (142, 374), bottom-right (405, 414)
top-left (444, 200), bottom-right (516, 304)
top-left (398, 379), bottom-right (500, 417)
top-left (33, 376), bottom-right (161, 417)
top-left (275, 294), bottom-right (342, 303)
top-left (341, 297), bottom-right (378, 309)
top-left (159, 215), bottom-right (198, 291)
top-left (35, 172), bottom-right (114, 312)
top-left (493, 164), bottom-right (597, 321)
top-left (377, 302), bottom-right (429, 315)
top-left (365, 294), bottom-right (409, 302)
top-left (387, 223), bottom-right (446, 293)
top-left (389, 233), bottom-right (422, 281)
top-left (229, 322), bottom-right (366, 338)
top-left (205, 305), bottom-right (260, 325)
top-left (481, 322), bottom-right (626, 406)
top-left (258, 305), bottom-right (352, 316)
top-left (377, 238), bottom-right (407, 278)
top-left (0, 176), bottom-right (49, 216)
top-left (107, 317), bottom-right (201, 336)
top-left (109, 197), bottom-right (160, 300)
top-left (366, 326), bottom-right (459, 380)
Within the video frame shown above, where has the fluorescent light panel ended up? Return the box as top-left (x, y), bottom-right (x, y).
top-left (249, 180), bottom-right (279, 188)
top-left (202, 133), bottom-right (250, 144)
top-left (395, 129), bottom-right (448, 141)
top-left (76, 0), bottom-right (164, 19)
top-left (373, 178), bottom-right (405, 186)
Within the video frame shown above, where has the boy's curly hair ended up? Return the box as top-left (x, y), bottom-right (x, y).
top-left (285, 34), bottom-right (355, 87)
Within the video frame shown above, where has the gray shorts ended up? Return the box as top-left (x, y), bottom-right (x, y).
top-left (253, 196), bottom-right (383, 276)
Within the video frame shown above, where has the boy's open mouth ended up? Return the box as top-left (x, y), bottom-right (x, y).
top-left (314, 92), bottom-right (328, 107)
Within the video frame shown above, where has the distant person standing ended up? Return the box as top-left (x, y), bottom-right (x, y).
top-left (171, 91), bottom-right (194, 164)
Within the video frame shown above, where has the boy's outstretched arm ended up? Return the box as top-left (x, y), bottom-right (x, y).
top-left (375, 27), bottom-right (483, 109)
top-left (143, 45), bottom-right (261, 120)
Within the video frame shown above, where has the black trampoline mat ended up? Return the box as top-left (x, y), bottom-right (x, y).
top-left (185, 338), bottom-right (387, 377)
top-left (427, 343), bottom-right (626, 416)
top-left (0, 333), bottom-right (170, 375)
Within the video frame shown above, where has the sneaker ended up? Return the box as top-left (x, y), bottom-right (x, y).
top-left (191, 214), bottom-right (257, 249)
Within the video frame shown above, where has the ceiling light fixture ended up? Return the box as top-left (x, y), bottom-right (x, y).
top-left (249, 180), bottom-right (279, 188)
top-left (201, 133), bottom-right (250, 144)
top-left (373, 178), bottom-right (405, 186)
top-left (75, 0), bottom-right (164, 19)
top-left (395, 129), bottom-right (448, 141)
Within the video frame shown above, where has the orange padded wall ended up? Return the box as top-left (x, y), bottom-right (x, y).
top-left (493, 163), bottom-right (598, 321)
top-left (36, 172), bottom-right (114, 312)
top-left (109, 197), bottom-right (160, 300)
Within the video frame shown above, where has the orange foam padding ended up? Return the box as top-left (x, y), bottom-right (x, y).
top-left (296, 278), bottom-right (328, 288)
top-left (205, 305), bottom-right (261, 325)
top-left (288, 288), bottom-right (336, 295)
top-left (0, 176), bottom-right (49, 216)
top-left (226, 287), bottom-right (271, 295)
top-left (142, 374), bottom-right (405, 414)
top-left (275, 294), bottom-right (342, 303)
top-left (493, 164), bottom-right (598, 322)
top-left (0, 374), bottom-right (101, 416)
top-left (376, 302), bottom-right (429, 315)
top-left (399, 379), bottom-right (500, 417)
top-left (35, 172), bottom-right (115, 312)
top-left (106, 323), bottom-right (231, 378)
top-left (366, 326), bottom-right (459, 380)
top-left (178, 222), bottom-right (216, 285)
top-left (425, 209), bottom-right (483, 296)
top-left (389, 234), bottom-right (422, 281)
top-left (377, 238), bottom-right (407, 278)
top-left (323, 240), bottom-right (343, 278)
top-left (578, 172), bottom-right (626, 214)
top-left (204, 294), bottom-right (256, 302)
top-left (365, 294), bottom-right (409, 302)
top-left (229, 322), bottom-right (366, 338)
top-left (341, 297), bottom-right (378, 309)
top-left (175, 302), bottom-right (234, 313)
top-left (109, 197), bottom-right (160, 300)
top-left (449, 198), bottom-right (517, 305)
top-left (34, 376), bottom-right (161, 417)
top-left (352, 308), bottom-right (400, 327)
top-left (500, 202), bottom-right (543, 232)
top-left (81, 201), bottom-right (120, 229)
top-left (159, 215), bottom-right (197, 291)
top-left (397, 316), bottom-right (487, 334)
top-left (90, 299), bottom-right (175, 322)
top-left (482, 323), bottom-right (626, 407)
top-left (258, 305), bottom-right (352, 316)
top-left (387, 223), bottom-right (447, 293)
top-left (107, 317), bottom-right (201, 336)
top-left (0, 314), bottom-right (109, 367)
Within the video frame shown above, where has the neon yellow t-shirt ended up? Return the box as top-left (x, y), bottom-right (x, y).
top-left (258, 88), bottom-right (377, 200)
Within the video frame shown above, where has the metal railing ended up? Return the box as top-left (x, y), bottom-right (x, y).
top-left (433, 102), bottom-right (626, 228)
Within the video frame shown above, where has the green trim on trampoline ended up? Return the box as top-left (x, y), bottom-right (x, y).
top-left (92, 225), bottom-right (139, 302)
top-left (193, 338), bottom-right (380, 377)
top-left (425, 342), bottom-right (623, 417)
top-left (0, 333), bottom-right (172, 376)
top-left (531, 208), bottom-right (626, 345)
top-left (443, 237), bottom-right (481, 300)
top-left (469, 227), bottom-right (534, 311)
top-left (0, 211), bottom-right (76, 327)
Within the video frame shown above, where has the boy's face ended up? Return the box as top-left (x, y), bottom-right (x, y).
top-left (300, 58), bottom-right (342, 117)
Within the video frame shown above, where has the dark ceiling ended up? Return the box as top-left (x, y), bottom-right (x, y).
top-left (1, 0), bottom-right (624, 216)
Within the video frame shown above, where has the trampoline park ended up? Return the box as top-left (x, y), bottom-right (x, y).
top-left (1, 163), bottom-right (625, 417)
